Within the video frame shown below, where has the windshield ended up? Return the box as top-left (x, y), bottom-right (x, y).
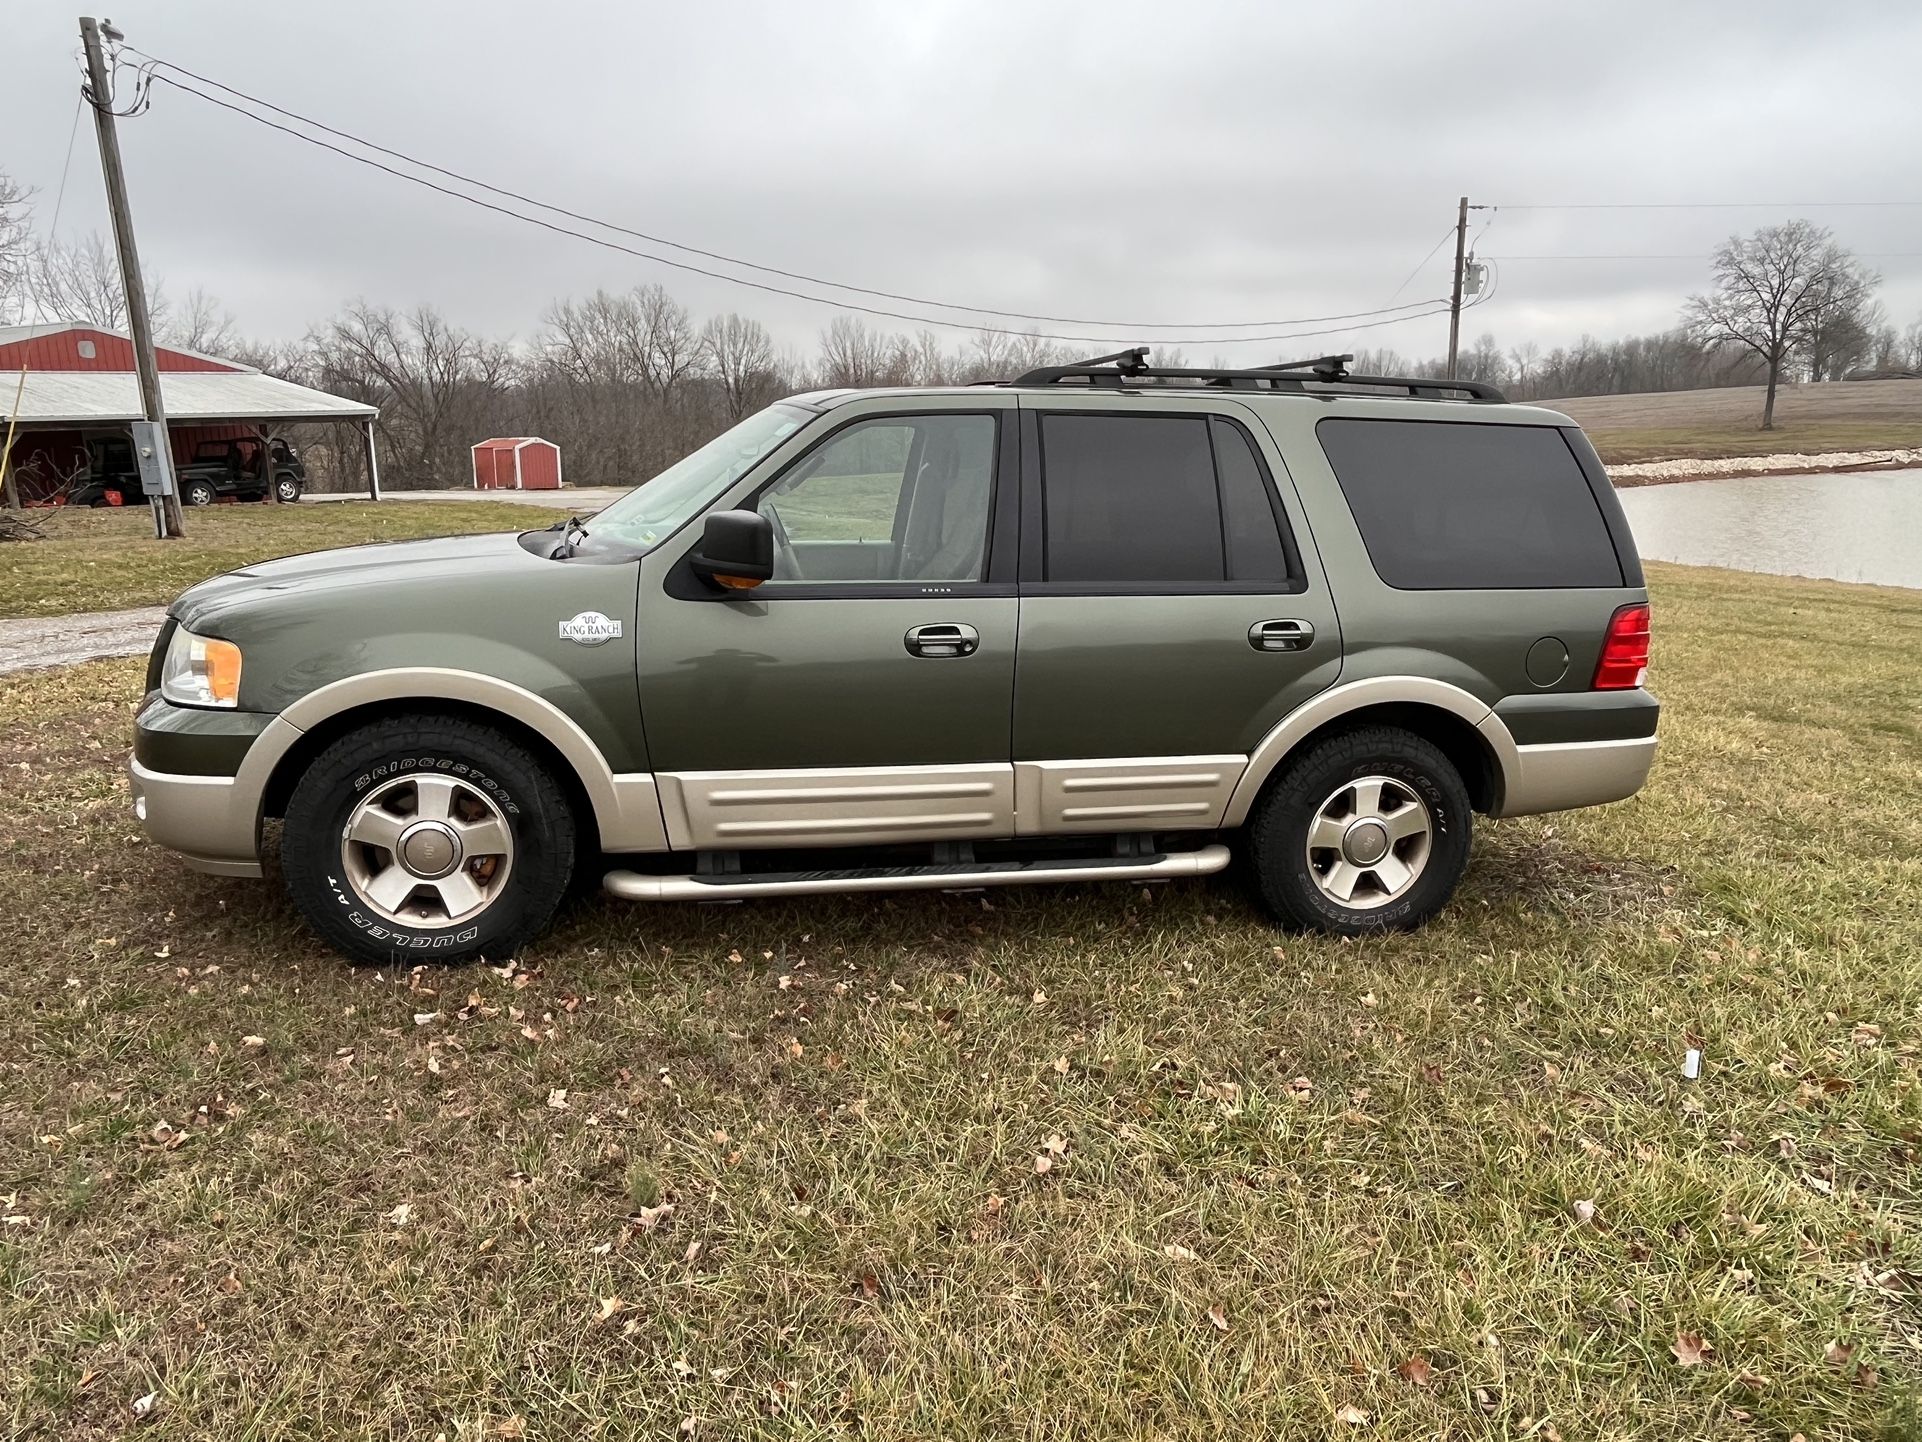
top-left (579, 402), bottom-right (813, 553)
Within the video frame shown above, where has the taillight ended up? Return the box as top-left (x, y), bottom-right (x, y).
top-left (1593, 603), bottom-right (1650, 690)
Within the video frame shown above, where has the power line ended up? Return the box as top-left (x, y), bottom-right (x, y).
top-left (25, 94), bottom-right (86, 326)
top-left (1489, 252), bottom-right (1922, 261)
top-left (1383, 226), bottom-right (1457, 306)
top-left (1496, 201), bottom-right (1922, 210)
top-left (139, 71), bottom-right (1454, 348)
top-left (132, 50), bottom-right (1447, 337)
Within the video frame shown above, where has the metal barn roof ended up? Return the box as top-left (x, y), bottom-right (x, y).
top-left (0, 369), bottom-right (378, 425)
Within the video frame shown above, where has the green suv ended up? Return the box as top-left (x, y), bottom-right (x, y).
top-left (131, 350), bottom-right (1657, 964)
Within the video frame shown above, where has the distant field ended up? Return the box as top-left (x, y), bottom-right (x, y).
top-left (0, 501), bottom-right (557, 619)
top-left (1545, 378), bottom-right (1922, 464)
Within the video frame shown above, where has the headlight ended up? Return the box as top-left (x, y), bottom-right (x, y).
top-left (160, 627), bottom-right (244, 708)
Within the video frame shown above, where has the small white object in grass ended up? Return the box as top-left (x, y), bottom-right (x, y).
top-left (1683, 1049), bottom-right (1702, 1080)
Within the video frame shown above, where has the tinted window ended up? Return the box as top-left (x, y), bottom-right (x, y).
top-left (1212, 417), bottom-right (1291, 582)
top-left (757, 413), bottom-right (996, 583)
top-left (1317, 419), bottom-right (1624, 589)
top-left (1039, 414), bottom-right (1295, 585)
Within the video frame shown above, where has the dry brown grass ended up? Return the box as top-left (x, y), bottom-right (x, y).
top-left (1, 501), bottom-right (559, 619)
top-left (2, 563), bottom-right (1920, 1439)
top-left (1545, 378), bottom-right (1922, 464)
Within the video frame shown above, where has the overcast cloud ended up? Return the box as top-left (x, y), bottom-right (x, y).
top-left (8, 0), bottom-right (1920, 362)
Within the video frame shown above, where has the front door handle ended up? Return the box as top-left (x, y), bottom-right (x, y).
top-left (1249, 618), bottom-right (1314, 653)
top-left (905, 623), bottom-right (980, 659)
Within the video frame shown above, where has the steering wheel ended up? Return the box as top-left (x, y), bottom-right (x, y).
top-left (765, 503), bottom-right (802, 582)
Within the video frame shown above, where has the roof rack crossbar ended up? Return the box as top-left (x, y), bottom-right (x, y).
top-left (1012, 348), bottom-right (1505, 402)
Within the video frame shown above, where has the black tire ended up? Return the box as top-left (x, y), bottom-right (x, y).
top-left (280, 717), bottom-right (577, 965)
top-left (1245, 725), bottom-right (1472, 935)
top-left (275, 476), bottom-right (302, 503)
top-left (183, 479), bottom-right (216, 507)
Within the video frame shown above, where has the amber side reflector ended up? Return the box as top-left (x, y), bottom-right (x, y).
top-left (204, 638), bottom-right (244, 703)
top-left (714, 574), bottom-right (763, 590)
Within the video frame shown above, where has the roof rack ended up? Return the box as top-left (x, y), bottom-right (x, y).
top-left (1011, 348), bottom-right (1507, 402)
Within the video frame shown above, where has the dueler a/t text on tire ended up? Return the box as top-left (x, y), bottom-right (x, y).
top-left (280, 716), bottom-right (576, 965)
top-left (1247, 725), bottom-right (1472, 934)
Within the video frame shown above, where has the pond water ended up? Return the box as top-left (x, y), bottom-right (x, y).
top-left (1615, 467), bottom-right (1922, 590)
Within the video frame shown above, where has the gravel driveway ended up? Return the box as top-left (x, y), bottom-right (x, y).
top-left (0, 607), bottom-right (168, 676)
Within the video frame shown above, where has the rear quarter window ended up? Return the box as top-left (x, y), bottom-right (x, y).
top-left (1316, 418), bottom-right (1625, 589)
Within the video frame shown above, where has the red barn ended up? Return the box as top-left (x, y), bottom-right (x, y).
top-left (472, 436), bottom-right (563, 490)
top-left (0, 321), bottom-right (382, 503)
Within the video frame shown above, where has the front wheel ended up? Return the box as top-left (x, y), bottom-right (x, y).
top-left (1245, 725), bottom-right (1472, 934)
top-left (183, 479), bottom-right (216, 507)
top-left (280, 717), bottom-right (577, 964)
top-left (274, 475), bottom-right (301, 503)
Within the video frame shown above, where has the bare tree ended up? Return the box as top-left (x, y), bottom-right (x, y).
top-left (700, 312), bottom-right (776, 420)
top-left (1684, 221), bottom-right (1880, 429)
top-left (168, 287), bottom-right (238, 355)
top-left (817, 316), bottom-right (892, 388)
top-left (23, 231), bottom-right (169, 332)
top-left (0, 171), bottom-right (31, 323)
top-left (312, 302), bottom-right (512, 487)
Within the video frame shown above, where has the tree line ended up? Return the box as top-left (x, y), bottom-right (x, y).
top-left (3, 174), bottom-right (1918, 488)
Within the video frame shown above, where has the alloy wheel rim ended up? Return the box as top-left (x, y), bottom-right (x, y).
top-left (340, 773), bottom-right (514, 928)
top-left (1304, 775), bottom-right (1432, 910)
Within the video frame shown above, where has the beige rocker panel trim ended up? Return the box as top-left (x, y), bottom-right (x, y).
top-left (1221, 676), bottom-right (1520, 827)
top-left (656, 763), bottom-right (1015, 851)
top-left (248, 668), bottom-right (670, 854)
top-left (1013, 755), bottom-right (1247, 834)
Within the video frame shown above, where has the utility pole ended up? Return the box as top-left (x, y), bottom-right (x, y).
top-left (79, 15), bottom-right (184, 538)
top-left (1446, 194), bottom-right (1469, 380)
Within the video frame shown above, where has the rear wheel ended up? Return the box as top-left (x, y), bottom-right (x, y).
top-left (274, 475), bottom-right (301, 503)
top-left (1246, 725), bottom-right (1472, 934)
top-left (281, 717), bottom-right (577, 964)
top-left (183, 479), bottom-right (216, 507)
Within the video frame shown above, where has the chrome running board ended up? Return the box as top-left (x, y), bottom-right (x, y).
top-left (603, 844), bottom-right (1231, 902)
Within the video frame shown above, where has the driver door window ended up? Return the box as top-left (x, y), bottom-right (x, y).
top-left (757, 414), bottom-right (996, 584)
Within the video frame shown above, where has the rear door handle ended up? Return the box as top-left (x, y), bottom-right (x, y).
top-left (905, 623), bottom-right (980, 659)
top-left (1249, 619), bottom-right (1314, 652)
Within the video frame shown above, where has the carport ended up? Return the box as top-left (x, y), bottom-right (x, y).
top-left (0, 323), bottom-right (382, 504)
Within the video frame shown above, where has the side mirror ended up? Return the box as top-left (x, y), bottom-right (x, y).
top-left (691, 509), bottom-right (774, 590)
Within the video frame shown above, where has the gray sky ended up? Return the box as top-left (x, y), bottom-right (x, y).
top-left (8, 1), bottom-right (1921, 362)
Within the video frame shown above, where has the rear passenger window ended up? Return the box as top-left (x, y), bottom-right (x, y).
top-left (1317, 419), bottom-right (1624, 589)
top-left (1039, 413), bottom-right (1296, 586)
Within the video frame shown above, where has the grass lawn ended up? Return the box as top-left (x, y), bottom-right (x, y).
top-left (1548, 378), bottom-right (1922, 465)
top-left (3, 562), bottom-right (1920, 1439)
top-left (0, 501), bottom-right (559, 620)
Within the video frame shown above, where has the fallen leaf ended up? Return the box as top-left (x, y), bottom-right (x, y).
top-left (217, 1272), bottom-right (241, 1295)
top-left (412, 1011), bottom-right (438, 1027)
top-left (1287, 1076), bottom-right (1313, 1100)
top-left (1824, 1339), bottom-right (1855, 1367)
top-left (1671, 1330), bottom-right (1713, 1367)
top-left (1335, 1403), bottom-right (1370, 1426)
top-left (1052, 1056), bottom-right (1070, 1074)
top-left (1395, 1355), bottom-right (1435, 1387)
top-left (1802, 1173), bottom-right (1834, 1196)
top-left (683, 1240), bottom-right (703, 1263)
top-left (1855, 1362), bottom-right (1878, 1390)
top-left (1359, 992), bottom-right (1379, 1009)
top-left (240, 1035), bottom-right (265, 1050)
top-left (1736, 1369), bottom-right (1769, 1388)
top-left (1206, 1303), bottom-right (1229, 1332)
top-left (1043, 1133), bottom-right (1070, 1155)
top-left (786, 1038), bottom-right (805, 1058)
top-left (1033, 1153), bottom-right (1053, 1175)
top-left (1163, 1243), bottom-right (1199, 1262)
top-left (593, 1295), bottom-right (625, 1324)
top-left (1571, 1199), bottom-right (1598, 1227)
top-left (857, 1273), bottom-right (881, 1300)
top-left (385, 1202), bottom-right (413, 1226)
top-left (633, 1202), bottom-right (675, 1231)
top-left (1031, 988), bottom-right (1048, 1005)
top-left (131, 1390), bottom-right (160, 1420)
top-left (673, 1358), bottom-right (699, 1379)
top-left (491, 1418), bottom-right (527, 1439)
top-left (547, 1088), bottom-right (570, 1110)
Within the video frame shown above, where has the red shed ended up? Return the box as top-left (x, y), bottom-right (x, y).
top-left (471, 436), bottom-right (562, 490)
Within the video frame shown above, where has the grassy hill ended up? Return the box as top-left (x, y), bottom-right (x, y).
top-left (1545, 377), bottom-right (1922, 464)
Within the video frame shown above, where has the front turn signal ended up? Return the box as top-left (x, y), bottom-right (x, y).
top-left (160, 627), bottom-right (244, 708)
